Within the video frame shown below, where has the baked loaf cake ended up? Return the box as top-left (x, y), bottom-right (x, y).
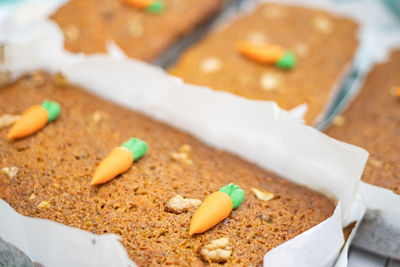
top-left (326, 50), bottom-right (400, 195)
top-left (50, 0), bottom-right (226, 61)
top-left (169, 3), bottom-right (359, 124)
top-left (0, 72), bottom-right (336, 265)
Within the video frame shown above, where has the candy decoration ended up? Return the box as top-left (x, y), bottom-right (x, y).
top-left (7, 100), bottom-right (61, 140)
top-left (237, 41), bottom-right (296, 69)
top-left (397, 86), bottom-right (400, 99)
top-left (189, 183), bottom-right (244, 235)
top-left (91, 138), bottom-right (148, 185)
top-left (123, 0), bottom-right (164, 13)
top-left (276, 52), bottom-right (297, 69)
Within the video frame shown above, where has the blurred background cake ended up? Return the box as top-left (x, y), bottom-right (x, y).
top-left (169, 3), bottom-right (358, 124)
top-left (326, 50), bottom-right (400, 195)
top-left (51, 0), bottom-right (229, 61)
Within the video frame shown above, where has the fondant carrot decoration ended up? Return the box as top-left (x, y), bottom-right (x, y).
top-left (237, 41), bottom-right (296, 69)
top-left (7, 100), bottom-right (61, 140)
top-left (396, 86), bottom-right (400, 99)
top-left (189, 183), bottom-right (244, 235)
top-left (123, 0), bottom-right (164, 13)
top-left (91, 138), bottom-right (148, 185)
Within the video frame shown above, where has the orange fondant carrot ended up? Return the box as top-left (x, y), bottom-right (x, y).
top-left (91, 147), bottom-right (133, 185)
top-left (237, 41), bottom-right (285, 64)
top-left (189, 183), bottom-right (244, 235)
top-left (123, 0), bottom-right (153, 8)
top-left (91, 138), bottom-right (148, 185)
top-left (123, 0), bottom-right (164, 13)
top-left (397, 86), bottom-right (400, 99)
top-left (189, 191), bottom-right (232, 235)
top-left (8, 101), bottom-right (60, 140)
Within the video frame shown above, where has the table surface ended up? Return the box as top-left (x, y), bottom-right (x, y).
top-left (349, 247), bottom-right (399, 267)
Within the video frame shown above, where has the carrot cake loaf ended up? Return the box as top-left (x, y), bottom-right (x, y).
top-left (50, 0), bottom-right (227, 61)
top-left (0, 72), bottom-right (336, 265)
top-left (326, 50), bottom-right (400, 195)
top-left (169, 3), bottom-right (359, 124)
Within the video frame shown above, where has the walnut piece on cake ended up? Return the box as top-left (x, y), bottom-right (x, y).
top-left (251, 187), bottom-right (274, 201)
top-left (200, 237), bottom-right (232, 263)
top-left (0, 114), bottom-right (20, 129)
top-left (169, 144), bottom-right (193, 165)
top-left (165, 195), bottom-right (201, 214)
top-left (1, 167), bottom-right (19, 180)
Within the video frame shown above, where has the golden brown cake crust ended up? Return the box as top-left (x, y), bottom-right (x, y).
top-left (0, 73), bottom-right (335, 265)
top-left (326, 50), bottom-right (400, 195)
top-left (50, 0), bottom-right (225, 62)
top-left (169, 3), bottom-right (359, 124)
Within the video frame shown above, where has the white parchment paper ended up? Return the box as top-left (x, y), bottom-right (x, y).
top-left (0, 17), bottom-right (370, 267)
top-left (0, 201), bottom-right (135, 267)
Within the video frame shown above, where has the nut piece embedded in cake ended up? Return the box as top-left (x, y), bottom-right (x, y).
top-left (53, 72), bottom-right (69, 87)
top-left (37, 200), bottom-right (51, 209)
top-left (369, 158), bottom-right (383, 168)
top-left (1, 166), bottom-right (19, 180)
top-left (0, 114), bottom-right (21, 129)
top-left (30, 71), bottom-right (46, 87)
top-left (260, 73), bottom-right (280, 91)
top-left (200, 57), bottom-right (222, 74)
top-left (170, 144), bottom-right (193, 165)
top-left (293, 42), bottom-right (309, 57)
top-left (313, 15), bottom-right (334, 34)
top-left (64, 24), bottom-right (80, 42)
top-left (251, 187), bottom-right (274, 201)
top-left (169, 152), bottom-right (193, 165)
top-left (200, 237), bottom-right (232, 263)
top-left (165, 195), bottom-right (201, 214)
top-left (262, 5), bottom-right (286, 18)
top-left (179, 144), bottom-right (191, 153)
top-left (127, 18), bottom-right (144, 38)
top-left (332, 115), bottom-right (346, 126)
top-left (246, 32), bottom-right (268, 45)
top-left (91, 111), bottom-right (103, 124)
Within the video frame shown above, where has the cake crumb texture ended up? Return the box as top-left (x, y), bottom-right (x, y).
top-left (169, 3), bottom-right (358, 124)
top-left (0, 73), bottom-right (335, 265)
top-left (326, 50), bottom-right (400, 195)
